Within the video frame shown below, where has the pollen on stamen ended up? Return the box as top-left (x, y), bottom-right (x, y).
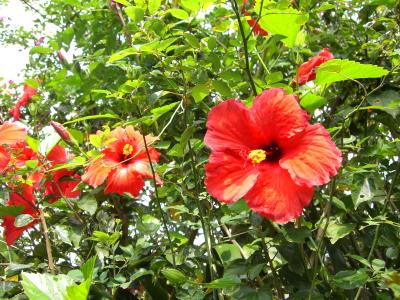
top-left (122, 144), bottom-right (134, 156)
top-left (248, 149), bottom-right (267, 164)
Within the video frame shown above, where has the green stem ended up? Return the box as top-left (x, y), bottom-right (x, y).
top-left (230, 0), bottom-right (257, 96)
top-left (307, 178), bottom-right (336, 300)
top-left (141, 133), bottom-right (176, 267)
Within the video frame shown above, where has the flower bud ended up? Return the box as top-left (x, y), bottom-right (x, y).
top-left (50, 121), bottom-right (71, 142)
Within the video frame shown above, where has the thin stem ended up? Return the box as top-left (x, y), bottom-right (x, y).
top-left (112, 197), bottom-right (129, 246)
top-left (140, 133), bottom-right (176, 266)
top-left (260, 236), bottom-right (284, 299)
top-left (220, 223), bottom-right (248, 259)
top-left (39, 208), bottom-right (55, 274)
top-left (307, 178), bottom-right (336, 300)
top-left (230, 0), bottom-right (257, 96)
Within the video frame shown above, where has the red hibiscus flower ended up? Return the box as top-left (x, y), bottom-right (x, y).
top-left (0, 122), bottom-right (26, 170)
top-left (2, 184), bottom-right (39, 245)
top-left (293, 48), bottom-right (334, 86)
top-left (10, 84), bottom-right (38, 121)
top-left (242, 0), bottom-right (268, 36)
top-left (204, 88), bottom-right (341, 223)
top-left (44, 145), bottom-right (81, 203)
top-left (82, 126), bottom-right (162, 196)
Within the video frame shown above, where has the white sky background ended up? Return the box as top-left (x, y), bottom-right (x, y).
top-left (0, 1), bottom-right (37, 83)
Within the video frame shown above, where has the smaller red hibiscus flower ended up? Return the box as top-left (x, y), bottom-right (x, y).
top-left (242, 0), bottom-right (268, 37)
top-left (0, 122), bottom-right (26, 170)
top-left (82, 126), bottom-right (161, 196)
top-left (44, 145), bottom-right (81, 203)
top-left (293, 48), bottom-right (334, 86)
top-left (204, 88), bottom-right (341, 223)
top-left (2, 184), bottom-right (39, 245)
top-left (9, 84), bottom-right (38, 121)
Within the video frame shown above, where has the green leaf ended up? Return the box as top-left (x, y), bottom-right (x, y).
top-left (181, 0), bottom-right (200, 12)
top-left (214, 244), bottom-right (242, 264)
top-left (326, 223), bottom-right (356, 244)
top-left (30, 46), bottom-right (54, 55)
top-left (148, 0), bottom-right (161, 14)
top-left (161, 268), bottom-right (187, 284)
top-left (183, 33), bottom-right (200, 48)
top-left (26, 136), bottom-right (40, 153)
top-left (192, 84), bottom-right (209, 103)
top-left (108, 48), bottom-right (137, 63)
top-left (166, 8), bottom-right (189, 20)
top-left (21, 273), bottom-right (75, 300)
top-left (125, 6), bottom-right (145, 22)
top-left (0, 205), bottom-right (24, 217)
top-left (14, 214), bottom-right (34, 228)
top-left (113, 0), bottom-right (131, 6)
top-left (315, 59), bottom-right (389, 86)
top-left (63, 114), bottom-right (120, 125)
top-left (202, 276), bottom-right (241, 288)
top-left (300, 93), bottom-right (327, 113)
top-left (367, 90), bottom-right (400, 118)
top-left (77, 195), bottom-right (97, 216)
top-left (137, 215), bottom-right (160, 234)
top-left (258, 9), bottom-right (308, 48)
top-left (212, 80), bottom-right (231, 97)
top-left (332, 269), bottom-right (369, 290)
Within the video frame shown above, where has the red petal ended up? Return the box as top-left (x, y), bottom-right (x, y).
top-left (251, 89), bottom-right (309, 144)
top-left (205, 99), bottom-right (262, 152)
top-left (82, 156), bottom-right (115, 188)
top-left (104, 165), bottom-right (145, 196)
top-left (130, 147), bottom-right (162, 184)
top-left (3, 186), bottom-right (38, 245)
top-left (0, 122), bottom-right (26, 145)
top-left (205, 149), bottom-right (259, 203)
top-left (47, 144), bottom-right (68, 166)
top-left (279, 124), bottom-right (342, 187)
top-left (0, 146), bottom-right (10, 169)
top-left (245, 164), bottom-right (314, 223)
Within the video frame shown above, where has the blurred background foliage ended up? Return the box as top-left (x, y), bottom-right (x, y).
top-left (1, 0), bottom-right (400, 299)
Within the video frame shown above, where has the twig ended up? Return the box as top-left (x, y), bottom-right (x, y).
top-left (220, 223), bottom-right (248, 259)
top-left (39, 208), bottom-right (55, 273)
top-left (230, 0), bottom-right (257, 96)
top-left (140, 133), bottom-right (176, 266)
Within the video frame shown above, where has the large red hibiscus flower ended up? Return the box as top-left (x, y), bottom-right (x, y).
top-left (2, 184), bottom-right (39, 245)
top-left (293, 48), bottom-right (334, 86)
top-left (204, 88), bottom-right (341, 223)
top-left (82, 126), bottom-right (161, 196)
top-left (44, 145), bottom-right (81, 203)
top-left (0, 122), bottom-right (26, 170)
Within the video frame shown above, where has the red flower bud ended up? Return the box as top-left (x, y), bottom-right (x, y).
top-left (50, 121), bottom-right (71, 142)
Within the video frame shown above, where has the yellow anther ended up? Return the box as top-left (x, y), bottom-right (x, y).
top-left (122, 144), bottom-right (134, 156)
top-left (248, 149), bottom-right (267, 164)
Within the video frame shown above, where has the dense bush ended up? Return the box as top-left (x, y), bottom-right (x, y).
top-left (0, 0), bottom-right (400, 299)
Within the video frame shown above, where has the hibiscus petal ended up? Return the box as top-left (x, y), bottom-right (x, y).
top-left (245, 164), bottom-right (314, 223)
top-left (0, 146), bottom-right (10, 169)
top-left (0, 122), bottom-right (26, 145)
top-left (279, 124), bottom-right (342, 187)
top-left (251, 89), bottom-right (309, 144)
top-left (104, 166), bottom-right (145, 196)
top-left (131, 147), bottom-right (162, 184)
top-left (205, 99), bottom-right (262, 151)
top-left (47, 144), bottom-right (68, 166)
top-left (205, 149), bottom-right (259, 203)
top-left (82, 156), bottom-right (115, 188)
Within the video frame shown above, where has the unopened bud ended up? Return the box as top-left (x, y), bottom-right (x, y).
top-left (50, 121), bottom-right (71, 142)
